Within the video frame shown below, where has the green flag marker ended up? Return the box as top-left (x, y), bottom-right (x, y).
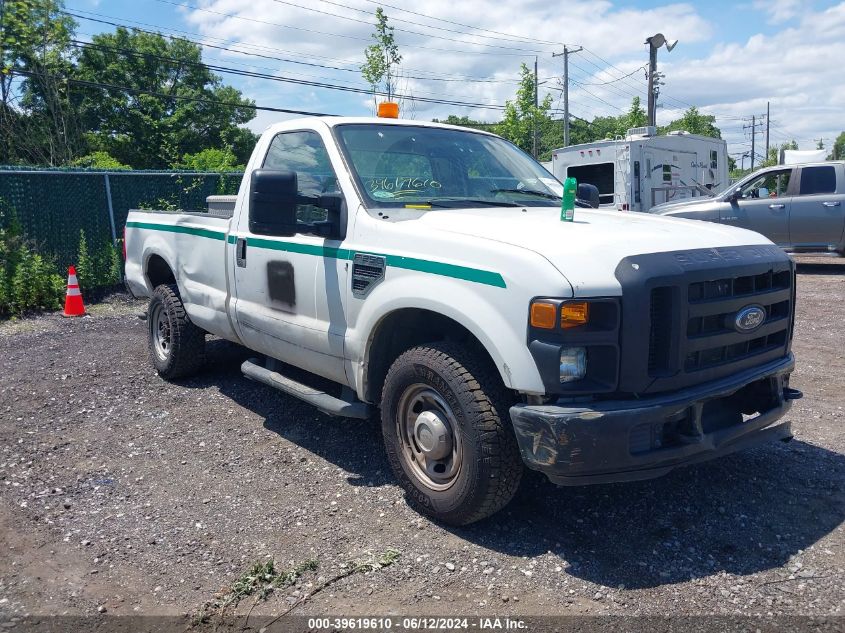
top-left (561, 177), bottom-right (577, 222)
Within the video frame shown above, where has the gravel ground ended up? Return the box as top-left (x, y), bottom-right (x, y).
top-left (0, 257), bottom-right (843, 623)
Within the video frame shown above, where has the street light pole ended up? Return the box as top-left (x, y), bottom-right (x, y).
top-left (645, 33), bottom-right (677, 128)
top-left (647, 43), bottom-right (658, 128)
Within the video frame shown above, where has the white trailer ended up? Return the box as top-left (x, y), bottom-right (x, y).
top-left (550, 127), bottom-right (729, 212)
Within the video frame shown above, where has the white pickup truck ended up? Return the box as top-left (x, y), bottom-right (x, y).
top-left (125, 116), bottom-right (801, 525)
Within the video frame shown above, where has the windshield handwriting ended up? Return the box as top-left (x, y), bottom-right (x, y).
top-left (368, 176), bottom-right (442, 194)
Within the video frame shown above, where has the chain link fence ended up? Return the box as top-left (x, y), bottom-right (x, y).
top-left (0, 167), bottom-right (242, 280)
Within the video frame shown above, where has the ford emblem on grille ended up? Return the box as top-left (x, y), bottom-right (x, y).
top-left (735, 305), bottom-right (766, 332)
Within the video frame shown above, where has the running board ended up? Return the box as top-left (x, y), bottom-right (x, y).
top-left (241, 358), bottom-right (371, 419)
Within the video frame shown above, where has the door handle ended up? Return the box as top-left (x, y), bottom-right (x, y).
top-left (768, 203), bottom-right (785, 210)
top-left (822, 201), bottom-right (841, 207)
top-left (236, 237), bottom-right (247, 268)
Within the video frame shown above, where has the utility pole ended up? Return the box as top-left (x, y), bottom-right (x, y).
top-left (765, 101), bottom-right (770, 159)
top-left (743, 115), bottom-right (765, 169)
top-left (531, 57), bottom-right (538, 157)
top-left (552, 46), bottom-right (582, 147)
top-left (750, 115), bottom-right (755, 170)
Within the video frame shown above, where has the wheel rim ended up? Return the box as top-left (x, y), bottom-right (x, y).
top-left (396, 383), bottom-right (463, 491)
top-left (150, 302), bottom-right (171, 362)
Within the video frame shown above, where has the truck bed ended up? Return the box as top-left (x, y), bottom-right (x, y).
top-left (124, 209), bottom-right (235, 341)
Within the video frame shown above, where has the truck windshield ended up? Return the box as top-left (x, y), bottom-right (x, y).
top-left (334, 124), bottom-right (562, 209)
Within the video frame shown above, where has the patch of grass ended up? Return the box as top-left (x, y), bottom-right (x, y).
top-left (193, 558), bottom-right (317, 624)
top-left (192, 548), bottom-right (401, 627)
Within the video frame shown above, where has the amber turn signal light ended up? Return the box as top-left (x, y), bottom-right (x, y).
top-left (561, 301), bottom-right (589, 329)
top-left (530, 302), bottom-right (557, 329)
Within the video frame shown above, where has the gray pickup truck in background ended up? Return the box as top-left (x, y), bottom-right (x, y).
top-left (652, 162), bottom-right (845, 255)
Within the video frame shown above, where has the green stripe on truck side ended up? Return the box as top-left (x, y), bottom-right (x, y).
top-left (125, 221), bottom-right (226, 241)
top-left (128, 221), bottom-right (506, 288)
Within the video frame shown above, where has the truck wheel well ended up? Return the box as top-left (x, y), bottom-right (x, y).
top-left (146, 254), bottom-right (176, 289)
top-left (365, 309), bottom-right (502, 404)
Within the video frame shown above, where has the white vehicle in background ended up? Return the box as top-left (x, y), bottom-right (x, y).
top-left (124, 114), bottom-right (799, 525)
top-left (550, 126), bottom-right (728, 212)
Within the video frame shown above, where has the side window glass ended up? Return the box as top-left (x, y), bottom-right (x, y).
top-left (740, 170), bottom-right (790, 199)
top-left (263, 131), bottom-right (339, 223)
top-left (799, 166), bottom-right (836, 196)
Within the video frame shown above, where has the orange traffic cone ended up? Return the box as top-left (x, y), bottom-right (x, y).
top-left (63, 265), bottom-right (86, 317)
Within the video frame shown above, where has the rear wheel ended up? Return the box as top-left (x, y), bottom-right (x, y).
top-left (148, 284), bottom-right (205, 380)
top-left (381, 342), bottom-right (523, 525)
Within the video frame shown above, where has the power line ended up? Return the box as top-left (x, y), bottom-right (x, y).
top-left (67, 39), bottom-right (509, 111)
top-left (66, 9), bottom-right (525, 83)
top-left (576, 64), bottom-right (648, 86)
top-left (273, 0), bottom-right (559, 50)
top-left (263, 0), bottom-right (551, 53)
top-left (9, 68), bottom-right (335, 116)
top-left (154, 0), bottom-right (538, 56)
top-left (356, 0), bottom-right (565, 47)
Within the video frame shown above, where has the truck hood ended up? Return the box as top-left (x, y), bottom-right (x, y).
top-left (414, 206), bottom-right (770, 296)
top-left (651, 196), bottom-right (723, 214)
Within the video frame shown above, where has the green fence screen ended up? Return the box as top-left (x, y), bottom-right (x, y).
top-left (0, 167), bottom-right (242, 285)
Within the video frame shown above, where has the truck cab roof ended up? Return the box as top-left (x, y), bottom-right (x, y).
top-left (262, 116), bottom-right (498, 136)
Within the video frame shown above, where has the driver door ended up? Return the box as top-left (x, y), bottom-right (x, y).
top-left (232, 130), bottom-right (349, 384)
top-left (721, 167), bottom-right (793, 245)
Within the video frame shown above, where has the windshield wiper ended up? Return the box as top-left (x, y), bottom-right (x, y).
top-left (489, 188), bottom-right (561, 200)
top-left (422, 197), bottom-right (523, 208)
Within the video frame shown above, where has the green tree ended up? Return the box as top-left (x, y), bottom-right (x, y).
top-left (570, 98), bottom-right (647, 143)
top-left (432, 115), bottom-right (497, 133)
top-left (623, 97), bottom-right (648, 131)
top-left (759, 140), bottom-right (798, 168)
top-left (74, 27), bottom-right (256, 168)
top-left (830, 131), bottom-right (845, 161)
top-left (71, 151), bottom-right (129, 169)
top-left (361, 8), bottom-right (402, 107)
top-left (498, 63), bottom-right (554, 158)
top-left (659, 106), bottom-right (721, 138)
top-left (0, 0), bottom-right (81, 165)
top-left (175, 147), bottom-right (243, 171)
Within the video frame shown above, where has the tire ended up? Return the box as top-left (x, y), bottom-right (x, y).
top-left (147, 283), bottom-right (205, 380)
top-left (381, 342), bottom-right (523, 525)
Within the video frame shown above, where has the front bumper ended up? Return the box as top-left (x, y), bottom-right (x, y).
top-left (510, 355), bottom-right (799, 485)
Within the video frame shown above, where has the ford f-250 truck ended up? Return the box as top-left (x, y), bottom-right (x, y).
top-left (125, 116), bottom-right (801, 525)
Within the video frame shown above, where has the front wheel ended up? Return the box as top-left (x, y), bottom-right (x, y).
top-left (148, 284), bottom-right (205, 380)
top-left (381, 342), bottom-right (523, 525)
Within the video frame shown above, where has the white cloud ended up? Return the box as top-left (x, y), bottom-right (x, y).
top-left (183, 0), bottom-right (843, 153)
top-left (658, 2), bottom-right (845, 152)
top-left (752, 0), bottom-right (809, 24)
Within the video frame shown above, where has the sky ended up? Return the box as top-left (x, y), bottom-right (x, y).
top-left (69, 0), bottom-right (845, 163)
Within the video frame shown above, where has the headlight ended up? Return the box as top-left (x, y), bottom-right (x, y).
top-left (559, 347), bottom-right (587, 383)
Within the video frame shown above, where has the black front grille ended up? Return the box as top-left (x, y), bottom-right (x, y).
top-left (615, 245), bottom-right (794, 396)
top-left (682, 269), bottom-right (791, 372)
top-left (648, 268), bottom-right (792, 377)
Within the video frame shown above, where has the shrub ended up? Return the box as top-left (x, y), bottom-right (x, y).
top-left (0, 204), bottom-right (65, 317)
top-left (76, 230), bottom-right (123, 290)
top-left (10, 247), bottom-right (65, 315)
